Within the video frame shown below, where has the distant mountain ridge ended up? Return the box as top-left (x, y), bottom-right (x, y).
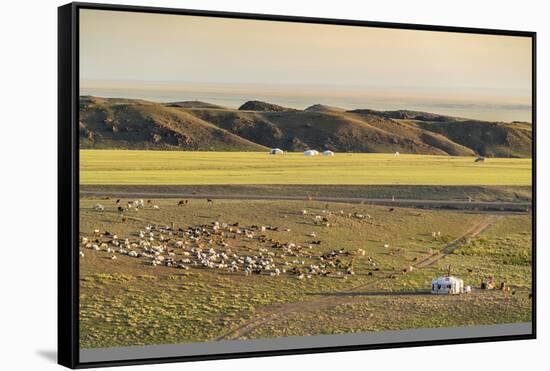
top-left (349, 109), bottom-right (462, 122)
top-left (79, 96), bottom-right (532, 157)
top-left (238, 100), bottom-right (296, 112)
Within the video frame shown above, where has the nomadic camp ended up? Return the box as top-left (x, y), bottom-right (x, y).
top-left (323, 150), bottom-right (335, 156)
top-left (269, 148), bottom-right (284, 155)
top-left (431, 276), bottom-right (464, 295)
top-left (304, 149), bottom-right (320, 156)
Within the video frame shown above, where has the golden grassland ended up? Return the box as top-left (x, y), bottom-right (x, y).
top-left (80, 150), bottom-right (532, 186)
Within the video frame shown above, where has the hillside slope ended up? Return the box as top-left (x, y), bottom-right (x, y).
top-left (185, 108), bottom-right (474, 155)
top-left (413, 120), bottom-right (532, 158)
top-left (79, 96), bottom-right (532, 157)
top-left (79, 96), bottom-right (268, 151)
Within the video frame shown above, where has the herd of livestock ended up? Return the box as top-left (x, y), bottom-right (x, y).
top-left (81, 200), bottom-right (382, 280)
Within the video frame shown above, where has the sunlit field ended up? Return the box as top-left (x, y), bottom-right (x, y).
top-left (80, 150), bottom-right (532, 186)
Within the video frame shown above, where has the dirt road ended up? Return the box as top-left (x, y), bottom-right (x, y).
top-left (80, 190), bottom-right (531, 212)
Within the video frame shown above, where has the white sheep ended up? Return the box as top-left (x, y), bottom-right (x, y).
top-left (93, 204), bottom-right (105, 211)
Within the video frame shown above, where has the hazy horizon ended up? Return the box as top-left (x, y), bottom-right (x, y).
top-left (80, 80), bottom-right (531, 122)
top-left (80, 9), bottom-right (532, 122)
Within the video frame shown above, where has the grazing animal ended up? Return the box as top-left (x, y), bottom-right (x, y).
top-left (207, 199), bottom-right (214, 204)
top-left (178, 200), bottom-right (189, 206)
top-left (501, 283), bottom-right (511, 297)
top-left (115, 199), bottom-right (120, 204)
top-left (93, 203), bottom-right (105, 211)
top-left (388, 208), bottom-right (394, 212)
top-left (117, 206), bottom-right (124, 214)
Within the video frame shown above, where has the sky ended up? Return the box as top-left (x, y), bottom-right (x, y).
top-left (79, 9), bottom-right (532, 121)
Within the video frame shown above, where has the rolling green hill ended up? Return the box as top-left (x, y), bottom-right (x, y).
top-left (79, 96), bottom-right (532, 157)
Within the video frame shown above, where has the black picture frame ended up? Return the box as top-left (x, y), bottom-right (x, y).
top-left (58, 2), bottom-right (537, 368)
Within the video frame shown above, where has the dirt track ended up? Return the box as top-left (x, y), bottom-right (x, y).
top-left (80, 190), bottom-right (531, 212)
top-left (213, 215), bottom-right (501, 341)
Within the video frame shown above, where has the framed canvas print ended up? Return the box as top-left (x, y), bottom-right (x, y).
top-left (58, 2), bottom-right (536, 368)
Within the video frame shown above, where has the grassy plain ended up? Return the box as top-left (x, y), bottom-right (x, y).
top-left (243, 214), bottom-right (532, 339)
top-left (79, 150), bottom-right (532, 186)
top-left (78, 149), bottom-right (532, 348)
top-left (79, 198), bottom-right (532, 347)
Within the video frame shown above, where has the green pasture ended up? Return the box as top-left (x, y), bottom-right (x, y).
top-left (79, 150), bottom-right (532, 186)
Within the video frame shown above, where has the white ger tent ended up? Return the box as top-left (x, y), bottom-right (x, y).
top-left (269, 148), bottom-right (284, 155)
top-left (304, 150), bottom-right (319, 156)
top-left (323, 150), bottom-right (335, 156)
top-left (431, 276), bottom-right (464, 295)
